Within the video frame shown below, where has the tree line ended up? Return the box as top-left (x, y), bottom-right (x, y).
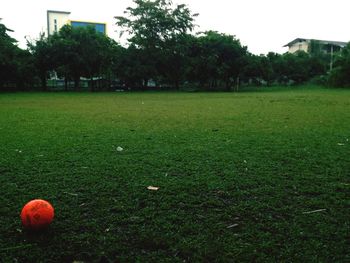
top-left (1, 0), bottom-right (349, 92)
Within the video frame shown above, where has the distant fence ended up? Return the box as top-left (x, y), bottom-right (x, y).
top-left (47, 79), bottom-right (119, 91)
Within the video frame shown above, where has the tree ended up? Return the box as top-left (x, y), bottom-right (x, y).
top-left (112, 44), bottom-right (155, 89)
top-left (157, 33), bottom-right (195, 89)
top-left (116, 0), bottom-right (197, 49)
top-left (54, 25), bottom-right (101, 90)
top-left (262, 51), bottom-right (326, 85)
top-left (0, 22), bottom-right (36, 91)
top-left (187, 31), bottom-right (247, 91)
top-left (0, 22), bottom-right (18, 89)
top-left (27, 33), bottom-right (55, 91)
top-left (38, 25), bottom-right (116, 91)
top-left (28, 25), bottom-right (118, 91)
top-left (308, 40), bottom-right (329, 75)
top-left (242, 54), bottom-right (272, 86)
top-left (329, 42), bottom-right (350, 87)
top-left (13, 48), bottom-right (36, 90)
top-left (115, 0), bottom-right (198, 88)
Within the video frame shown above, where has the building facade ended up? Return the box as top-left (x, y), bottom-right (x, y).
top-left (47, 10), bottom-right (106, 36)
top-left (47, 10), bottom-right (70, 35)
top-left (284, 38), bottom-right (347, 54)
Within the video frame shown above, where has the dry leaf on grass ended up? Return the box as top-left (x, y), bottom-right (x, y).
top-left (116, 146), bottom-right (124, 152)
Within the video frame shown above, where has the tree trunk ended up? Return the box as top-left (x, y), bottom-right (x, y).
top-left (143, 79), bottom-right (148, 91)
top-left (213, 79), bottom-right (217, 88)
top-left (64, 76), bottom-right (68, 91)
top-left (225, 78), bottom-right (231, 92)
top-left (41, 72), bottom-right (47, 91)
top-left (90, 77), bottom-right (95, 92)
top-left (108, 77), bottom-right (112, 91)
top-left (174, 79), bottom-right (180, 90)
top-left (235, 76), bottom-right (240, 92)
top-left (74, 76), bottom-right (80, 91)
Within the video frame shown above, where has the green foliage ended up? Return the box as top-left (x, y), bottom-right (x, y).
top-left (187, 31), bottom-right (247, 90)
top-left (308, 40), bottom-right (323, 56)
top-left (27, 33), bottom-right (54, 90)
top-left (112, 44), bottom-right (157, 88)
top-left (53, 25), bottom-right (116, 90)
top-left (0, 22), bottom-right (36, 90)
top-left (2, 2), bottom-right (349, 91)
top-left (329, 43), bottom-right (350, 87)
top-left (115, 0), bottom-right (198, 49)
top-left (12, 48), bottom-right (36, 89)
top-left (262, 51), bottom-right (328, 85)
top-left (241, 54), bottom-right (272, 85)
top-left (115, 0), bottom-right (198, 89)
top-left (28, 25), bottom-right (118, 91)
top-left (158, 33), bottom-right (196, 89)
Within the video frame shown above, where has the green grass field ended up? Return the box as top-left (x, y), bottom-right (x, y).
top-left (0, 87), bottom-right (349, 262)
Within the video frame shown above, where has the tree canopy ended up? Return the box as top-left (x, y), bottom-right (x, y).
top-left (115, 0), bottom-right (198, 49)
top-left (0, 22), bottom-right (35, 90)
top-left (329, 43), bottom-right (350, 87)
top-left (1, 1), bottom-right (350, 91)
top-left (27, 25), bottom-right (117, 91)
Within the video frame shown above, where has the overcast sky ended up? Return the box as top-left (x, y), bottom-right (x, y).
top-left (1, 0), bottom-right (349, 54)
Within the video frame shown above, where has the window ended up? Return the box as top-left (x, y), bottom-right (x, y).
top-left (54, 19), bottom-right (57, 32)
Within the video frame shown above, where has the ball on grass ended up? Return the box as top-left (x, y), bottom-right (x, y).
top-left (21, 199), bottom-right (54, 230)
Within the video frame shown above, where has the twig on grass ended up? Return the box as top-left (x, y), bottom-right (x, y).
top-left (227, 224), bottom-right (239, 229)
top-left (63, 191), bottom-right (78, 197)
top-left (302, 209), bottom-right (326, 214)
top-left (0, 244), bottom-right (32, 252)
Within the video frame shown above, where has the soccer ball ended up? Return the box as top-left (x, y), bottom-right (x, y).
top-left (21, 199), bottom-right (54, 230)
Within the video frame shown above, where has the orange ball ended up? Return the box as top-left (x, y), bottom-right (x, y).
top-left (21, 199), bottom-right (54, 230)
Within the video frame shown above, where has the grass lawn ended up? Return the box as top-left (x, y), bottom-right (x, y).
top-left (0, 86), bottom-right (349, 262)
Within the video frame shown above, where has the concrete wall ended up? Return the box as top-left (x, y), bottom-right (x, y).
top-left (289, 41), bottom-right (309, 53)
top-left (47, 11), bottom-right (70, 35)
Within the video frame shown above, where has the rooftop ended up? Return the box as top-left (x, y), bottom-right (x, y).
top-left (47, 10), bottom-right (71, 15)
top-left (284, 38), bottom-right (348, 47)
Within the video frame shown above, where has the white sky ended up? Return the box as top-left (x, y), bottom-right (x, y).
top-left (1, 0), bottom-right (349, 54)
